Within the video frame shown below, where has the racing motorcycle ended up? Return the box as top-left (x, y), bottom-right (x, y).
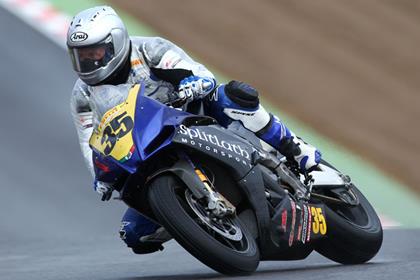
top-left (90, 83), bottom-right (383, 275)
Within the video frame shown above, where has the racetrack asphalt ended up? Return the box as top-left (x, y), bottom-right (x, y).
top-left (0, 6), bottom-right (419, 280)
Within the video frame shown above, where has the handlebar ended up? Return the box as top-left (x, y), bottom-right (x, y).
top-left (162, 91), bottom-right (184, 107)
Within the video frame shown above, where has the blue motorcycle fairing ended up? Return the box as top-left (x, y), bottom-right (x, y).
top-left (93, 83), bottom-right (193, 175)
top-left (132, 86), bottom-right (192, 161)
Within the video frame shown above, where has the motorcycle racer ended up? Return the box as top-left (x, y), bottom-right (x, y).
top-left (68, 6), bottom-right (321, 254)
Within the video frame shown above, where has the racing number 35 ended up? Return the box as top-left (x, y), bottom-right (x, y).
top-left (311, 207), bottom-right (327, 235)
top-left (101, 112), bottom-right (134, 155)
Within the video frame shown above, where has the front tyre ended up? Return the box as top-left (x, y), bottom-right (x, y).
top-left (148, 175), bottom-right (260, 275)
top-left (315, 185), bottom-right (383, 264)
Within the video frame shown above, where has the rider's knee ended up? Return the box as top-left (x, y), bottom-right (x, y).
top-left (218, 81), bottom-right (270, 132)
top-left (224, 80), bottom-right (260, 109)
top-left (205, 80), bottom-right (270, 131)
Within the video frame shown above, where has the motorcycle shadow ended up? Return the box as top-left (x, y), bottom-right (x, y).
top-left (116, 262), bottom-right (382, 280)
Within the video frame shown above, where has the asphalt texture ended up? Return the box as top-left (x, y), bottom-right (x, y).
top-left (0, 6), bottom-right (419, 280)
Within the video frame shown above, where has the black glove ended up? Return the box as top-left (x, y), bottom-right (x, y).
top-left (94, 180), bottom-right (114, 201)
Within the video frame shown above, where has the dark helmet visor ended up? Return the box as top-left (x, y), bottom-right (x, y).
top-left (69, 39), bottom-right (115, 73)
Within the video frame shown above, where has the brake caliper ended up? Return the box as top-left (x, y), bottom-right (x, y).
top-left (194, 168), bottom-right (236, 218)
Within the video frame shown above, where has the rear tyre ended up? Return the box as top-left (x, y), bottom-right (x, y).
top-left (148, 175), bottom-right (260, 275)
top-left (315, 185), bottom-right (383, 264)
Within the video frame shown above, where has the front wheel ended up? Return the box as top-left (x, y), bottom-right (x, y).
top-left (148, 175), bottom-right (260, 275)
top-left (315, 185), bottom-right (383, 264)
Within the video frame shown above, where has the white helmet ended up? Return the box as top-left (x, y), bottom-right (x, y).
top-left (67, 6), bottom-right (130, 85)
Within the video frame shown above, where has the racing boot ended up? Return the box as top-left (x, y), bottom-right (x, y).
top-left (132, 227), bottom-right (172, 254)
top-left (276, 134), bottom-right (322, 173)
top-left (120, 208), bottom-right (172, 254)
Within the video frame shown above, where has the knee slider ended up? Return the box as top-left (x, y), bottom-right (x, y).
top-left (225, 80), bottom-right (259, 108)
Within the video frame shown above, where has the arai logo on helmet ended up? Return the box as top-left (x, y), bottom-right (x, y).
top-left (70, 32), bottom-right (88, 42)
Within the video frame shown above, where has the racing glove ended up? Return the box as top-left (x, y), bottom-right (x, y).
top-left (94, 180), bottom-right (114, 201)
top-left (279, 136), bottom-right (321, 173)
top-left (178, 76), bottom-right (216, 102)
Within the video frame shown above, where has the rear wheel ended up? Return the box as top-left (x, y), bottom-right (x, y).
top-left (148, 175), bottom-right (260, 275)
top-left (315, 185), bottom-right (383, 264)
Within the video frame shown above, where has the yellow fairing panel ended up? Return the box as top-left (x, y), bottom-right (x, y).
top-left (89, 84), bottom-right (139, 162)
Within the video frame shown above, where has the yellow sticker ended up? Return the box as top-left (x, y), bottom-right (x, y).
top-left (89, 84), bottom-right (139, 162)
top-left (310, 206), bottom-right (327, 235)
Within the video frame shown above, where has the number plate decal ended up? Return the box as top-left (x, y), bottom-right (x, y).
top-left (310, 206), bottom-right (327, 236)
top-left (89, 84), bottom-right (139, 162)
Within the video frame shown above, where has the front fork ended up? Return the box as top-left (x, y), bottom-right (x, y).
top-left (181, 153), bottom-right (236, 218)
top-left (193, 167), bottom-right (236, 217)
